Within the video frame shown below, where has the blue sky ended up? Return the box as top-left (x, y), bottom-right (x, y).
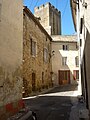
top-left (23, 0), bottom-right (76, 35)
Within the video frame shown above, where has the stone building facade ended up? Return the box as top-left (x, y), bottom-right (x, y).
top-left (34, 2), bottom-right (61, 35)
top-left (23, 7), bottom-right (52, 97)
top-left (51, 35), bottom-right (79, 86)
top-left (0, 0), bottom-right (23, 119)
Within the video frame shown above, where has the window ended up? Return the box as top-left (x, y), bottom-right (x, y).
top-left (75, 56), bottom-right (79, 67)
top-left (0, 4), bottom-right (2, 22)
top-left (63, 45), bottom-right (68, 50)
top-left (44, 48), bottom-right (48, 62)
top-left (31, 39), bottom-right (36, 57)
top-left (80, 18), bottom-right (84, 34)
top-left (62, 57), bottom-right (67, 66)
top-left (80, 39), bottom-right (82, 47)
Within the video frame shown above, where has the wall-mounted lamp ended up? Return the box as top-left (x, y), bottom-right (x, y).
top-left (50, 50), bottom-right (55, 58)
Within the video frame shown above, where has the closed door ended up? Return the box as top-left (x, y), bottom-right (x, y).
top-left (58, 70), bottom-right (70, 85)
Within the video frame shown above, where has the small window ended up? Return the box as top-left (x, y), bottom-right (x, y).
top-left (75, 56), bottom-right (79, 67)
top-left (62, 57), bottom-right (67, 66)
top-left (31, 39), bottom-right (36, 57)
top-left (44, 48), bottom-right (48, 62)
top-left (63, 45), bottom-right (68, 50)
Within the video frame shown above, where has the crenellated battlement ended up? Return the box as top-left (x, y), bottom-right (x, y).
top-left (34, 2), bottom-right (60, 14)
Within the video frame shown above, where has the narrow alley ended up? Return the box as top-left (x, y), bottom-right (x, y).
top-left (24, 85), bottom-right (78, 120)
top-left (1, 0), bottom-right (90, 119)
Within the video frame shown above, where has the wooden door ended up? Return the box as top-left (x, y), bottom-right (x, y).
top-left (58, 70), bottom-right (70, 85)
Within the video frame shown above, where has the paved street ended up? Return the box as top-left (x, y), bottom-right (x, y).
top-left (24, 85), bottom-right (78, 120)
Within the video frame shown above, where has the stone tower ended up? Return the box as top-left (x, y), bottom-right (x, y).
top-left (34, 2), bottom-right (61, 35)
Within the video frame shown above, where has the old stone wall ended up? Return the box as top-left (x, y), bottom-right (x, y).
top-left (23, 8), bottom-right (52, 97)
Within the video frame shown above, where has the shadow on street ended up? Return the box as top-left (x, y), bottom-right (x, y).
top-left (24, 85), bottom-right (78, 120)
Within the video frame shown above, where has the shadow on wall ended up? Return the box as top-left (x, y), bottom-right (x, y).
top-left (52, 49), bottom-right (79, 86)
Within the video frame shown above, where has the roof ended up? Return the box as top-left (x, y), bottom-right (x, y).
top-left (51, 35), bottom-right (77, 43)
top-left (23, 6), bottom-right (52, 41)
